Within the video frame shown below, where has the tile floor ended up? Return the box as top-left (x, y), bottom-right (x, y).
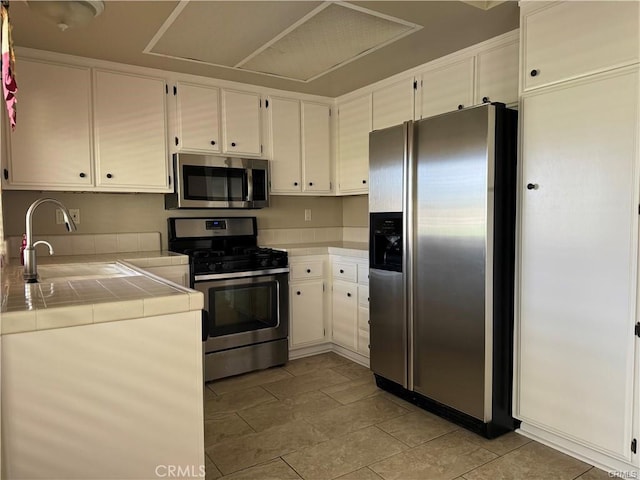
top-left (203, 352), bottom-right (609, 480)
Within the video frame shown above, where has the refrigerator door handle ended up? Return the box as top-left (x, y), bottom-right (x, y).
top-left (404, 120), bottom-right (415, 391)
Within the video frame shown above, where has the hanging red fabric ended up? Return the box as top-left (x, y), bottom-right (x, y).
top-left (1, 2), bottom-right (17, 131)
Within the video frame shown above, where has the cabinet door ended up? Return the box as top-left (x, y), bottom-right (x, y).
top-left (418, 57), bottom-right (474, 119)
top-left (268, 96), bottom-right (301, 193)
top-left (337, 94), bottom-right (371, 194)
top-left (290, 281), bottom-right (325, 346)
top-left (357, 306), bottom-right (369, 357)
top-left (475, 41), bottom-right (518, 106)
top-left (522, 2), bottom-right (639, 91)
top-left (302, 101), bottom-right (331, 193)
top-left (176, 82), bottom-right (220, 153)
top-left (372, 77), bottom-right (414, 131)
top-left (331, 280), bottom-right (358, 351)
top-left (94, 70), bottom-right (169, 191)
top-left (7, 60), bottom-right (93, 189)
top-left (222, 89), bottom-right (262, 156)
top-left (518, 69), bottom-right (638, 460)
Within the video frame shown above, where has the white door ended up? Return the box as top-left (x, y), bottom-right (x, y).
top-left (268, 96), bottom-right (301, 193)
top-left (517, 68), bottom-right (639, 460)
top-left (338, 94), bottom-right (371, 193)
top-left (372, 76), bottom-right (415, 131)
top-left (475, 41), bottom-right (519, 105)
top-left (418, 57), bottom-right (474, 119)
top-left (176, 82), bottom-right (220, 153)
top-left (290, 281), bottom-right (325, 346)
top-left (7, 60), bottom-right (93, 189)
top-left (222, 89), bottom-right (262, 156)
top-left (302, 101), bottom-right (331, 193)
top-left (94, 70), bottom-right (169, 191)
top-left (331, 281), bottom-right (358, 351)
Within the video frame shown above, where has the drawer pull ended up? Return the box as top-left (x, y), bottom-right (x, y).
top-left (296, 291), bottom-right (301, 295)
top-left (340, 269), bottom-right (344, 274)
top-left (347, 292), bottom-right (351, 297)
top-left (530, 69), bottom-right (539, 77)
top-left (306, 269), bottom-right (311, 273)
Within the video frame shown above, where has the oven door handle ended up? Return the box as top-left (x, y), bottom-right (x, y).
top-left (194, 267), bottom-right (289, 282)
top-left (274, 278), bottom-right (280, 329)
top-left (201, 309), bottom-right (209, 341)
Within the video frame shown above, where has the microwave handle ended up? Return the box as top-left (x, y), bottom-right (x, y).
top-left (246, 168), bottom-right (253, 202)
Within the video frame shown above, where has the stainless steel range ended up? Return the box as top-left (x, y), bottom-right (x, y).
top-left (168, 217), bottom-right (289, 382)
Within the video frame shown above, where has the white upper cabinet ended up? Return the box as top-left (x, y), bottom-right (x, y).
top-left (301, 101), bottom-right (331, 193)
top-left (267, 98), bottom-right (331, 195)
top-left (522, 1), bottom-right (639, 91)
top-left (6, 59), bottom-right (93, 189)
top-left (475, 40), bottom-right (519, 105)
top-left (337, 93), bottom-right (371, 194)
top-left (221, 89), bottom-right (262, 156)
top-left (94, 70), bottom-right (169, 191)
top-left (268, 96), bottom-right (302, 193)
top-left (417, 57), bottom-right (474, 119)
top-left (372, 76), bottom-right (415, 131)
top-left (175, 82), bottom-right (220, 153)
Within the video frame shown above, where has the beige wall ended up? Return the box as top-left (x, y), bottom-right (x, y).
top-left (342, 195), bottom-right (368, 227)
top-left (2, 191), bottom-right (344, 249)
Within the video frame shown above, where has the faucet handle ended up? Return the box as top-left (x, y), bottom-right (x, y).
top-left (33, 240), bottom-right (54, 256)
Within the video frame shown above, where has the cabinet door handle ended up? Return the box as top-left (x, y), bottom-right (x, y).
top-left (362, 180), bottom-right (367, 184)
top-left (231, 142), bottom-right (237, 147)
top-left (309, 182), bottom-right (313, 186)
top-left (526, 183), bottom-right (538, 190)
top-left (79, 172), bottom-right (86, 178)
top-left (306, 269), bottom-right (311, 273)
top-left (347, 292), bottom-right (351, 297)
top-left (482, 96), bottom-right (489, 103)
top-left (530, 69), bottom-right (539, 77)
top-left (210, 140), bottom-right (216, 146)
top-left (296, 291), bottom-right (301, 295)
top-left (457, 104), bottom-right (464, 110)
top-left (339, 269), bottom-right (344, 274)
top-left (106, 173), bottom-right (113, 179)
top-left (294, 182), bottom-right (298, 186)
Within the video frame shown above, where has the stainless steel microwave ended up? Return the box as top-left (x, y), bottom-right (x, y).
top-left (165, 153), bottom-right (269, 209)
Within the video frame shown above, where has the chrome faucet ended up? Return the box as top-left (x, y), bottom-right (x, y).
top-left (23, 198), bottom-right (77, 283)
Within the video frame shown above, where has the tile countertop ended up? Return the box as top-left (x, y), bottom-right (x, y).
top-left (264, 242), bottom-right (369, 258)
top-left (1, 251), bottom-right (202, 336)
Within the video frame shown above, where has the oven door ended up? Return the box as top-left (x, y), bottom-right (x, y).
top-left (195, 270), bottom-right (289, 353)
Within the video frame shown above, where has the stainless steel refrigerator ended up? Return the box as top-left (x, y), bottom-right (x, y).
top-left (369, 103), bottom-right (518, 438)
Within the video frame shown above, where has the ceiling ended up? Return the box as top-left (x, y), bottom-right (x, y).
top-left (8, 0), bottom-right (520, 98)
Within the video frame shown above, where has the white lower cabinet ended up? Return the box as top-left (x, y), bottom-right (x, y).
top-left (330, 255), bottom-right (369, 359)
top-left (289, 256), bottom-right (327, 348)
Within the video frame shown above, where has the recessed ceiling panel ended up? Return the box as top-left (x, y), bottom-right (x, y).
top-left (239, 3), bottom-right (421, 81)
top-left (148, 1), bottom-right (322, 66)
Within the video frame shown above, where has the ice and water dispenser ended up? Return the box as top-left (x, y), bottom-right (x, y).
top-left (370, 213), bottom-right (403, 272)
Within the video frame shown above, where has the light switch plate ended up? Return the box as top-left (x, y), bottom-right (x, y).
top-left (305, 209), bottom-right (312, 221)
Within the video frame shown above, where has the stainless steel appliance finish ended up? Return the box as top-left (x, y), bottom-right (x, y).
top-left (168, 217), bottom-right (289, 382)
top-left (165, 153), bottom-right (269, 209)
top-left (368, 103), bottom-right (518, 438)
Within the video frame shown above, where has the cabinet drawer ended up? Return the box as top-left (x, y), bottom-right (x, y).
top-left (291, 261), bottom-right (324, 280)
top-left (333, 262), bottom-right (357, 282)
top-left (358, 285), bottom-right (369, 307)
top-left (357, 263), bottom-right (369, 285)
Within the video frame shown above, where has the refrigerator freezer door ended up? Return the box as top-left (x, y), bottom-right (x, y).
top-left (369, 268), bottom-right (407, 387)
top-left (412, 105), bottom-right (494, 422)
top-left (369, 124), bottom-right (406, 213)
